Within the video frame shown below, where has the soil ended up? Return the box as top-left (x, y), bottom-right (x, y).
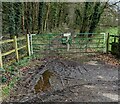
top-left (3, 53), bottom-right (119, 103)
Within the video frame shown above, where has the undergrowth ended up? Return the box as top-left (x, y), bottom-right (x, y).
top-left (1, 56), bottom-right (31, 100)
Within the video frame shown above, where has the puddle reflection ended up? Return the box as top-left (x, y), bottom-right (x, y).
top-left (34, 70), bottom-right (54, 93)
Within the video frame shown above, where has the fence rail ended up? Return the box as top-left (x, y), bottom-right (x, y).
top-left (0, 34), bottom-right (30, 68)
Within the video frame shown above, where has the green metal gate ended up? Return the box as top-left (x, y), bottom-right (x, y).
top-left (30, 33), bottom-right (106, 55)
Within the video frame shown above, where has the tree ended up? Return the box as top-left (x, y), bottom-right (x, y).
top-left (2, 2), bottom-right (112, 37)
top-left (44, 3), bottom-right (50, 32)
top-left (21, 2), bottom-right (25, 34)
top-left (79, 2), bottom-right (94, 33)
top-left (8, 3), bottom-right (15, 38)
top-left (13, 2), bottom-right (22, 37)
top-left (89, 2), bottom-right (107, 34)
top-left (38, 2), bottom-right (44, 34)
top-left (24, 2), bottom-right (32, 34)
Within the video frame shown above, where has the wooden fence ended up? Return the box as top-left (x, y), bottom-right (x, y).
top-left (0, 34), bottom-right (31, 68)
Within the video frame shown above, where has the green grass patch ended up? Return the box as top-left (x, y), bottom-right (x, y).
top-left (105, 27), bottom-right (118, 35)
top-left (13, 56), bottom-right (31, 67)
top-left (2, 76), bottom-right (19, 99)
top-left (1, 56), bottom-right (31, 100)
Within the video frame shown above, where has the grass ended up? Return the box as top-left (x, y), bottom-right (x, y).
top-left (1, 53), bottom-right (45, 101)
top-left (105, 27), bottom-right (118, 35)
top-left (97, 27), bottom-right (119, 43)
top-left (1, 56), bottom-right (31, 101)
top-left (95, 27), bottom-right (119, 52)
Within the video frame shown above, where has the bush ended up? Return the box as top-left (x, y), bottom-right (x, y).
top-left (111, 42), bottom-right (120, 57)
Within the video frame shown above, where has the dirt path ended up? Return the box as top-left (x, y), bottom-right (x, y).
top-left (3, 53), bottom-right (119, 103)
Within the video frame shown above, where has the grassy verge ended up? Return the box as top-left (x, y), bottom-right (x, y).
top-left (1, 54), bottom-right (45, 101)
top-left (1, 56), bottom-right (31, 101)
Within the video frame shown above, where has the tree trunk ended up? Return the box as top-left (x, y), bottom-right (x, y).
top-left (89, 2), bottom-right (107, 35)
top-left (56, 4), bottom-right (62, 27)
top-left (44, 3), bottom-right (50, 32)
top-left (80, 2), bottom-right (89, 33)
top-left (8, 3), bottom-right (15, 38)
top-left (14, 2), bottom-right (22, 37)
top-left (32, 2), bottom-right (34, 33)
top-left (38, 2), bottom-right (44, 34)
top-left (22, 15), bottom-right (25, 34)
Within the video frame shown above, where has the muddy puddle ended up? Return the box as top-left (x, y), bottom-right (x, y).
top-left (34, 70), bottom-right (55, 93)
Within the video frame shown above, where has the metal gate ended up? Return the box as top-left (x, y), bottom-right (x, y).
top-left (30, 33), bottom-right (106, 55)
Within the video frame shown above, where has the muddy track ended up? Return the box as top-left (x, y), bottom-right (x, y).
top-left (4, 55), bottom-right (118, 102)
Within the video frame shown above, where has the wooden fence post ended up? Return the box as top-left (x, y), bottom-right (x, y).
top-left (106, 33), bottom-right (110, 54)
top-left (26, 34), bottom-right (31, 56)
top-left (14, 36), bottom-right (19, 62)
top-left (0, 49), bottom-right (3, 68)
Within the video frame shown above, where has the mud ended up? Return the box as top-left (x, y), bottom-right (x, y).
top-left (4, 54), bottom-right (119, 102)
